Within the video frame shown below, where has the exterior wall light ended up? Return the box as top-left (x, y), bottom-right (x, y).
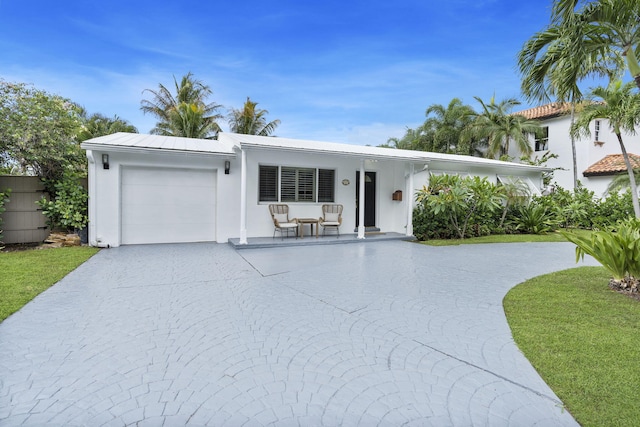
top-left (224, 160), bottom-right (230, 175)
top-left (102, 154), bottom-right (110, 170)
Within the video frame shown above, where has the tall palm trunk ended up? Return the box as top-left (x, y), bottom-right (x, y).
top-left (569, 103), bottom-right (578, 190)
top-left (615, 132), bottom-right (640, 218)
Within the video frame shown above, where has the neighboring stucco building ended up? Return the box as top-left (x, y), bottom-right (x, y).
top-left (81, 132), bottom-right (547, 247)
top-left (511, 103), bottom-right (640, 196)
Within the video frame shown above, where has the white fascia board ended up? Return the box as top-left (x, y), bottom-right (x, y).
top-left (80, 143), bottom-right (237, 158)
top-left (239, 143), bottom-right (423, 162)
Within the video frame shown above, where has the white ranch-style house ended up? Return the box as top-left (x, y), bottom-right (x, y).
top-left (512, 103), bottom-right (640, 196)
top-left (81, 132), bottom-right (547, 247)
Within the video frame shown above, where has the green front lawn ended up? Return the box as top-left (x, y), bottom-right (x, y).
top-left (504, 267), bottom-right (640, 427)
top-left (0, 246), bottom-right (99, 322)
top-left (420, 229), bottom-right (592, 246)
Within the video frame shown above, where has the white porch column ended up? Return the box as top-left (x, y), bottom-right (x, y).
top-left (357, 159), bottom-right (366, 239)
top-left (239, 149), bottom-right (248, 244)
top-left (406, 162), bottom-right (414, 237)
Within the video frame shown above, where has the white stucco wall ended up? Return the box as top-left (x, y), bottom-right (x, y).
top-left (510, 115), bottom-right (640, 196)
top-left (86, 149), bottom-right (239, 247)
top-left (241, 148), bottom-right (415, 238)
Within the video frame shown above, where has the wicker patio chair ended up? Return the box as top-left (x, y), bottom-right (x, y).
top-left (319, 204), bottom-right (343, 237)
top-left (269, 204), bottom-right (298, 239)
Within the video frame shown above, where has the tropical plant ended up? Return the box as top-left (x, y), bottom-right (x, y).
top-left (497, 178), bottom-right (531, 229)
top-left (36, 170), bottom-right (88, 232)
top-left (517, 4), bottom-right (621, 189)
top-left (462, 96), bottom-right (541, 159)
top-left (552, 0), bottom-right (640, 90)
top-left (384, 127), bottom-right (429, 150)
top-left (416, 174), bottom-right (502, 239)
top-left (607, 170), bottom-right (640, 195)
top-left (140, 72), bottom-right (223, 139)
top-left (422, 98), bottom-right (479, 155)
top-left (562, 217), bottom-right (640, 291)
top-left (0, 80), bottom-right (85, 186)
top-left (77, 112), bottom-right (138, 141)
top-left (512, 204), bottom-right (557, 234)
top-left (592, 189), bottom-right (635, 229)
top-left (228, 97), bottom-right (280, 136)
top-left (571, 80), bottom-right (640, 217)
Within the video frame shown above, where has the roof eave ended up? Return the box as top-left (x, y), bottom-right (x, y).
top-left (81, 143), bottom-right (237, 157)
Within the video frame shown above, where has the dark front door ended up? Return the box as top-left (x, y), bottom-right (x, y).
top-left (355, 171), bottom-right (376, 227)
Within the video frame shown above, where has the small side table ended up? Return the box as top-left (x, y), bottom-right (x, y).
top-left (296, 218), bottom-right (319, 238)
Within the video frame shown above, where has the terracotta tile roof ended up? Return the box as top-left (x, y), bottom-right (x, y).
top-left (514, 102), bottom-right (572, 120)
top-left (583, 153), bottom-right (640, 177)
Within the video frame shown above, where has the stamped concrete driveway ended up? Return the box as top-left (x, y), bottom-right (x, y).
top-left (0, 241), bottom-right (597, 426)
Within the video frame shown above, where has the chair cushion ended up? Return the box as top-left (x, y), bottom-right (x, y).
top-left (279, 222), bottom-right (298, 228)
top-left (321, 221), bottom-right (340, 226)
top-left (325, 212), bottom-right (340, 222)
top-left (273, 213), bottom-right (288, 223)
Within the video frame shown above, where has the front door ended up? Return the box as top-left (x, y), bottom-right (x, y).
top-left (355, 171), bottom-right (376, 227)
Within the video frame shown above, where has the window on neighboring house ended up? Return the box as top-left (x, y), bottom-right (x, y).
top-left (259, 165), bottom-right (335, 203)
top-left (594, 120), bottom-right (601, 142)
top-left (535, 126), bottom-right (549, 151)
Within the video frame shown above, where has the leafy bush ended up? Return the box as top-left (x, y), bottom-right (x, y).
top-left (415, 174), bottom-right (502, 239)
top-left (562, 218), bottom-right (640, 291)
top-left (36, 172), bottom-right (88, 232)
top-left (532, 185), bottom-right (598, 229)
top-left (0, 188), bottom-right (11, 247)
top-left (592, 189), bottom-right (635, 229)
top-left (512, 204), bottom-right (557, 234)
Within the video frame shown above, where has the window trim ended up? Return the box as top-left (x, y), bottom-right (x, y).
top-left (535, 126), bottom-right (549, 151)
top-left (258, 165), bottom-right (336, 203)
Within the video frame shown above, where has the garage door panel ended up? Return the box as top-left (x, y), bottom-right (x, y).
top-left (121, 167), bottom-right (216, 245)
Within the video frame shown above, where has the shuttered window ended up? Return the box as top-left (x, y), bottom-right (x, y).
top-left (259, 165), bottom-right (335, 203)
top-left (259, 166), bottom-right (278, 201)
top-left (318, 169), bottom-right (335, 202)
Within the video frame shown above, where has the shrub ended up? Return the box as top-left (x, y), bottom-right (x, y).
top-left (592, 189), bottom-right (635, 229)
top-left (36, 171), bottom-right (88, 232)
top-left (562, 218), bottom-right (640, 292)
top-left (512, 204), bottom-right (557, 234)
top-left (415, 174), bottom-right (502, 239)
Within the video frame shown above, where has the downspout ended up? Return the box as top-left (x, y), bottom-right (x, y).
top-left (357, 159), bottom-right (366, 239)
top-left (239, 148), bottom-right (248, 244)
top-left (406, 163), bottom-right (414, 237)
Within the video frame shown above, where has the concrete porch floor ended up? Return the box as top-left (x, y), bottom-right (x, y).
top-left (228, 232), bottom-right (414, 249)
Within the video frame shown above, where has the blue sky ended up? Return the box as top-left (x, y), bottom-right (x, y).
top-left (1, 0), bottom-right (556, 146)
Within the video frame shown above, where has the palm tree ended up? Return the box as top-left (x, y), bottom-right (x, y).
top-left (463, 97), bottom-right (540, 159)
top-left (517, 7), bottom-right (620, 189)
top-left (227, 97), bottom-right (280, 136)
top-left (552, 0), bottom-right (640, 90)
top-left (571, 81), bottom-right (640, 217)
top-left (423, 98), bottom-right (478, 155)
top-left (140, 72), bottom-right (223, 139)
top-left (78, 113), bottom-right (138, 142)
top-left (383, 127), bottom-right (430, 150)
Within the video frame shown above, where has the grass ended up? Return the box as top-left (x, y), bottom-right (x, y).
top-left (504, 267), bottom-right (640, 427)
top-left (0, 246), bottom-right (99, 322)
top-left (420, 229), bottom-right (592, 246)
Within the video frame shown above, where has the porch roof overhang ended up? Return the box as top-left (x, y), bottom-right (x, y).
top-left (81, 132), bottom-right (237, 158)
top-left (219, 133), bottom-right (548, 174)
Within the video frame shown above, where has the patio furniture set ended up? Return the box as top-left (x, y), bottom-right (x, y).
top-left (269, 204), bottom-right (343, 239)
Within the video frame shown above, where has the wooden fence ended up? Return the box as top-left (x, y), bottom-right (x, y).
top-left (0, 176), bottom-right (50, 244)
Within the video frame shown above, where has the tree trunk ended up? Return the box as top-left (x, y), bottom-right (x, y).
top-left (615, 132), bottom-right (640, 218)
top-left (569, 104), bottom-right (578, 190)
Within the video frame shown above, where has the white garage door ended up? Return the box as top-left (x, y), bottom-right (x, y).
top-left (121, 167), bottom-right (216, 245)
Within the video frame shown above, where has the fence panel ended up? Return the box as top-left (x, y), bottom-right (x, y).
top-left (0, 176), bottom-right (49, 244)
